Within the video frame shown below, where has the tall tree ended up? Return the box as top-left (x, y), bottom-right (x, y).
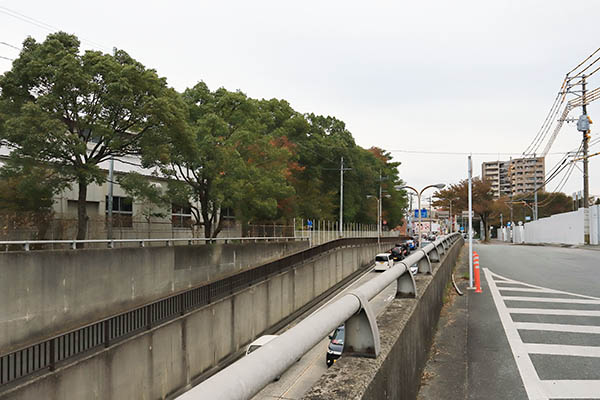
top-left (433, 178), bottom-right (494, 241)
top-left (0, 32), bottom-right (187, 240)
top-left (144, 82), bottom-right (294, 238)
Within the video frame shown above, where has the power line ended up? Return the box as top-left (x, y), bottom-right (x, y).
top-left (0, 6), bottom-right (111, 52)
top-left (0, 41), bottom-right (20, 51)
top-left (0, 55), bottom-right (14, 61)
top-left (567, 47), bottom-right (600, 76)
top-left (387, 149), bottom-right (579, 156)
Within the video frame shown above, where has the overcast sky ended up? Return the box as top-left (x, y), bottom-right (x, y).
top-left (1, 0), bottom-right (599, 202)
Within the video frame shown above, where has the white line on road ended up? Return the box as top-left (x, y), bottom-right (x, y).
top-left (503, 296), bottom-right (600, 305)
top-left (488, 271), bottom-right (600, 301)
top-left (483, 268), bottom-right (547, 399)
top-left (515, 322), bottom-right (600, 334)
top-left (497, 287), bottom-right (558, 294)
top-left (524, 343), bottom-right (600, 357)
top-left (539, 380), bottom-right (600, 399)
top-left (508, 308), bottom-right (600, 317)
top-left (485, 268), bottom-right (600, 400)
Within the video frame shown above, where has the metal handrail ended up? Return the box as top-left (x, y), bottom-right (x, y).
top-left (0, 236), bottom-right (308, 251)
top-left (178, 233), bottom-right (461, 400)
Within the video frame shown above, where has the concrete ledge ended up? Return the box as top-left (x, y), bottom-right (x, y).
top-left (303, 237), bottom-right (464, 400)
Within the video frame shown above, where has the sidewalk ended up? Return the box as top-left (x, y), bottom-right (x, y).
top-left (417, 244), bottom-right (469, 400)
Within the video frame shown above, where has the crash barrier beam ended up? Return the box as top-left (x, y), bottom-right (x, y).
top-left (179, 233), bottom-right (462, 400)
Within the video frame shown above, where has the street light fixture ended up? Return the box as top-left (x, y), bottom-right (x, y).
top-left (395, 183), bottom-right (445, 248)
top-left (367, 193), bottom-right (391, 248)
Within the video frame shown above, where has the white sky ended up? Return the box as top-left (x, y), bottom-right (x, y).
top-left (1, 0), bottom-right (600, 198)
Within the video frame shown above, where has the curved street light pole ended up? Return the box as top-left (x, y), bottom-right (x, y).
top-left (396, 184), bottom-right (445, 248)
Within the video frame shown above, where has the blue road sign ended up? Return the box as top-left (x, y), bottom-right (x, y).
top-left (460, 226), bottom-right (465, 231)
top-left (421, 208), bottom-right (428, 218)
top-left (414, 209), bottom-right (419, 218)
top-left (307, 220), bottom-right (313, 228)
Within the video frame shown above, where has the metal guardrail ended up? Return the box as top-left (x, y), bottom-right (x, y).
top-left (0, 236), bottom-right (308, 251)
top-left (178, 233), bottom-right (462, 400)
top-left (0, 236), bottom-right (398, 389)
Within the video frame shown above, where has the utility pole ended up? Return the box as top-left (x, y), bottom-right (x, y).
top-left (533, 154), bottom-right (538, 221)
top-left (468, 155), bottom-right (474, 289)
top-left (108, 157), bottom-right (114, 240)
top-left (378, 170), bottom-right (382, 249)
top-left (338, 157), bottom-right (351, 238)
top-left (582, 75), bottom-right (590, 244)
top-left (339, 157), bottom-right (343, 238)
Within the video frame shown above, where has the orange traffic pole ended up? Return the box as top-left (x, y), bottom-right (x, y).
top-left (473, 251), bottom-right (482, 293)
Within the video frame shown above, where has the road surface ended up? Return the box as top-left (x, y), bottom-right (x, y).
top-left (470, 243), bottom-right (600, 400)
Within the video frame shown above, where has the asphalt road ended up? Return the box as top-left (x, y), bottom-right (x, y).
top-left (250, 266), bottom-right (398, 400)
top-left (470, 242), bottom-right (600, 400)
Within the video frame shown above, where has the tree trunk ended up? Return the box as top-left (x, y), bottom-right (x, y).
top-left (76, 178), bottom-right (88, 243)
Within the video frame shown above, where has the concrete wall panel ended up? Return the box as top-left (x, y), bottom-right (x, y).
top-left (150, 321), bottom-right (185, 398)
top-left (2, 241), bottom-right (388, 400)
top-left (0, 241), bottom-right (307, 353)
top-left (185, 306), bottom-right (213, 378)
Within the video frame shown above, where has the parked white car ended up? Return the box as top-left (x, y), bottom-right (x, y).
top-left (374, 253), bottom-right (394, 271)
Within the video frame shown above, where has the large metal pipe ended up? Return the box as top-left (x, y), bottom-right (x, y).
top-left (179, 233), bottom-right (459, 400)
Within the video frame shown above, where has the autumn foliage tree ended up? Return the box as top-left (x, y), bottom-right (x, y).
top-left (433, 178), bottom-right (494, 241)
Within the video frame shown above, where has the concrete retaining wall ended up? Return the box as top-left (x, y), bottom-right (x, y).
top-left (1, 242), bottom-right (381, 400)
top-left (304, 237), bottom-right (464, 400)
top-left (0, 240), bottom-right (308, 354)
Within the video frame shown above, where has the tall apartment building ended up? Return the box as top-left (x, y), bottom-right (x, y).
top-left (482, 157), bottom-right (545, 198)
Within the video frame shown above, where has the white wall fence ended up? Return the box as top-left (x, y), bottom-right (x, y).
top-left (293, 219), bottom-right (399, 247)
top-left (499, 205), bottom-right (600, 246)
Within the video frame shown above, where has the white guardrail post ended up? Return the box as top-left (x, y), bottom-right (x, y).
top-left (178, 233), bottom-right (460, 400)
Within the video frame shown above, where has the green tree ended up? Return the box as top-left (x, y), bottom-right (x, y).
top-left (144, 82), bottom-right (294, 238)
top-left (0, 32), bottom-right (186, 241)
top-left (0, 155), bottom-right (69, 238)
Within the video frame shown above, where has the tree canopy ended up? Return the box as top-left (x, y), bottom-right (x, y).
top-left (0, 32), bottom-right (187, 239)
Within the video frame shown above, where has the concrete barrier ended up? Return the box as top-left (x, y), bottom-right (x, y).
top-left (0, 241), bottom-right (383, 400)
top-left (303, 237), bottom-right (464, 400)
top-left (0, 241), bottom-right (308, 354)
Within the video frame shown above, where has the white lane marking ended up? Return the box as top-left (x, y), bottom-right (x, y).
top-left (540, 380), bottom-right (600, 399)
top-left (508, 308), bottom-right (600, 317)
top-left (483, 268), bottom-right (547, 399)
top-left (488, 271), bottom-right (600, 301)
top-left (515, 322), bottom-right (600, 334)
top-left (503, 296), bottom-right (600, 305)
top-left (498, 287), bottom-right (558, 294)
top-left (525, 343), bottom-right (600, 357)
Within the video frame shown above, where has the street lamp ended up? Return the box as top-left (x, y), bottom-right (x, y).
top-left (367, 193), bottom-right (391, 248)
top-left (396, 183), bottom-right (445, 248)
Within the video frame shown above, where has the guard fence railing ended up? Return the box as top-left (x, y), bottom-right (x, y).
top-left (0, 236), bottom-right (308, 252)
top-left (178, 232), bottom-right (462, 400)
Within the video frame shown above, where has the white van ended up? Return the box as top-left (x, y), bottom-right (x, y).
top-left (246, 335), bottom-right (278, 355)
top-left (374, 253), bottom-right (394, 271)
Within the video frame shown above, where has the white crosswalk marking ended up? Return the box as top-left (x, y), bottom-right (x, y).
top-left (484, 268), bottom-right (600, 400)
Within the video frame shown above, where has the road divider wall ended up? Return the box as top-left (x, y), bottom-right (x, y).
top-left (0, 240), bottom-right (308, 354)
top-left (304, 236), bottom-right (464, 400)
top-left (1, 240), bottom-right (388, 400)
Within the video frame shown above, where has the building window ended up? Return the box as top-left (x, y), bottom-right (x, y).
top-left (221, 207), bottom-right (236, 228)
top-left (172, 203), bottom-right (193, 228)
top-left (106, 196), bottom-right (133, 227)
